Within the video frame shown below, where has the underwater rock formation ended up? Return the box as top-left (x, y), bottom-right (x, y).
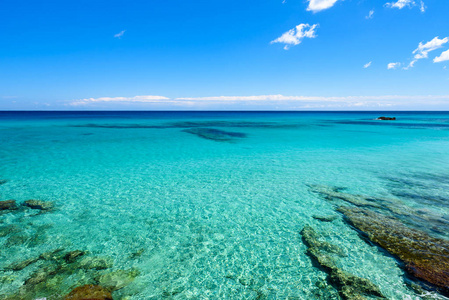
top-left (0, 179), bottom-right (8, 185)
top-left (309, 185), bottom-right (449, 237)
top-left (338, 206), bottom-right (449, 296)
top-left (0, 200), bottom-right (17, 211)
top-left (301, 225), bottom-right (385, 300)
top-left (313, 215), bottom-right (338, 222)
top-left (182, 128), bottom-right (247, 142)
top-left (23, 199), bottom-right (54, 211)
top-left (96, 268), bottom-right (140, 291)
top-left (64, 284), bottom-right (113, 300)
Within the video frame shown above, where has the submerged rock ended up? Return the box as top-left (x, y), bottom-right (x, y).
top-left (182, 128), bottom-right (247, 142)
top-left (5, 257), bottom-right (40, 271)
top-left (23, 200), bottom-right (54, 211)
top-left (77, 256), bottom-right (113, 270)
top-left (301, 225), bottom-right (385, 300)
top-left (0, 200), bottom-right (17, 211)
top-left (96, 268), bottom-right (140, 291)
top-left (313, 215), bottom-right (338, 222)
top-left (0, 179), bottom-right (7, 185)
top-left (64, 284), bottom-right (113, 300)
top-left (64, 250), bottom-right (87, 263)
top-left (338, 206), bottom-right (449, 296)
top-left (376, 116), bottom-right (396, 120)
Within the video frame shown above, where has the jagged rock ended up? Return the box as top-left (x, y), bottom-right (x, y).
top-left (39, 248), bottom-right (65, 261)
top-left (64, 284), bottom-right (113, 300)
top-left (64, 250), bottom-right (87, 263)
top-left (23, 200), bottom-right (54, 210)
top-left (313, 215), bottom-right (338, 222)
top-left (0, 200), bottom-right (17, 211)
top-left (25, 264), bottom-right (61, 286)
top-left (338, 206), bottom-right (449, 296)
top-left (96, 268), bottom-right (140, 291)
top-left (77, 256), bottom-right (113, 270)
top-left (301, 225), bottom-right (385, 300)
top-left (0, 224), bottom-right (21, 237)
top-left (376, 117), bottom-right (396, 120)
top-left (5, 257), bottom-right (40, 271)
top-left (329, 268), bottom-right (384, 300)
top-left (301, 225), bottom-right (345, 257)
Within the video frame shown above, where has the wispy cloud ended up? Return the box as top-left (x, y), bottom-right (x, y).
top-left (363, 61), bottom-right (372, 68)
top-left (114, 30), bottom-right (126, 39)
top-left (365, 10), bottom-right (374, 19)
top-left (70, 95), bottom-right (170, 106)
top-left (387, 62), bottom-right (401, 69)
top-left (385, 0), bottom-right (426, 12)
top-left (271, 24), bottom-right (318, 50)
top-left (306, 0), bottom-right (339, 12)
top-left (434, 49), bottom-right (449, 63)
top-left (407, 36), bottom-right (449, 68)
top-left (66, 94), bottom-right (449, 110)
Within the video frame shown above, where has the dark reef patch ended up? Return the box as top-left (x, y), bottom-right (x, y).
top-left (182, 128), bottom-right (247, 142)
top-left (0, 179), bottom-right (8, 185)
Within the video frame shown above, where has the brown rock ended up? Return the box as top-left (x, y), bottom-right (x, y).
top-left (23, 200), bottom-right (54, 210)
top-left (0, 200), bottom-right (17, 211)
top-left (339, 206), bottom-right (449, 296)
top-left (64, 250), bottom-right (87, 263)
top-left (64, 284), bottom-right (113, 300)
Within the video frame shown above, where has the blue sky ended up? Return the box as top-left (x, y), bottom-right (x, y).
top-left (1, 0), bottom-right (449, 110)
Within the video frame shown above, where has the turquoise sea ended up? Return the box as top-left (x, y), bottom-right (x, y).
top-left (1, 111), bottom-right (449, 300)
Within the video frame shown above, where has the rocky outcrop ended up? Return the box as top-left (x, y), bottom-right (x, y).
top-left (338, 206), bottom-right (449, 296)
top-left (301, 225), bottom-right (385, 300)
top-left (23, 200), bottom-right (54, 211)
top-left (0, 200), bottom-right (17, 211)
top-left (64, 284), bottom-right (113, 300)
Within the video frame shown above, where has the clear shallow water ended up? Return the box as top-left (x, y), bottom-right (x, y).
top-left (0, 111), bottom-right (449, 299)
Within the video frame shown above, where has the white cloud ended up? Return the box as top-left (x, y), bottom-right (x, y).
top-left (66, 94), bottom-right (449, 110)
top-left (364, 61), bottom-right (372, 68)
top-left (366, 10), bottom-right (374, 19)
top-left (114, 30), bottom-right (126, 38)
top-left (385, 0), bottom-right (426, 11)
top-left (271, 24), bottom-right (318, 50)
top-left (434, 49), bottom-right (449, 63)
top-left (407, 36), bottom-right (449, 68)
top-left (307, 0), bottom-right (339, 12)
top-left (70, 95), bottom-right (170, 106)
top-left (388, 62), bottom-right (401, 69)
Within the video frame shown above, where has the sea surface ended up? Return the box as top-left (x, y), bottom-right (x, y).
top-left (1, 111), bottom-right (449, 299)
